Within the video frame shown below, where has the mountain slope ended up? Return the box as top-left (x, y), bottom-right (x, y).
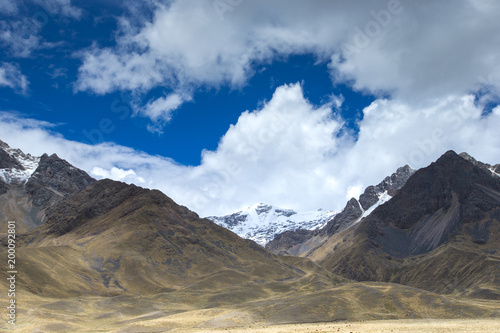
top-left (10, 178), bottom-right (341, 298)
top-left (207, 203), bottom-right (337, 246)
top-left (308, 151), bottom-right (500, 299)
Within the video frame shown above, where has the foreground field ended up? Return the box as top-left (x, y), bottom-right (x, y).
top-left (2, 283), bottom-right (499, 332)
top-left (188, 319), bottom-right (500, 333)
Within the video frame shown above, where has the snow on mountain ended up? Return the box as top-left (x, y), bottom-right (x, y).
top-left (0, 140), bottom-right (40, 184)
top-left (351, 191), bottom-right (391, 227)
top-left (206, 203), bottom-right (338, 246)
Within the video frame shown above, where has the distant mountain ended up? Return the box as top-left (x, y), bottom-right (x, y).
top-left (308, 151), bottom-right (500, 299)
top-left (266, 165), bottom-right (415, 256)
top-left (0, 140), bottom-right (95, 231)
top-left (206, 203), bottom-right (337, 246)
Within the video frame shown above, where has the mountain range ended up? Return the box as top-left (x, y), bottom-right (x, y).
top-left (1, 139), bottom-right (499, 331)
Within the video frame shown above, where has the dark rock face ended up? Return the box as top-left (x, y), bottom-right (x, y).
top-left (323, 198), bottom-right (362, 235)
top-left (0, 147), bottom-right (24, 170)
top-left (372, 151), bottom-right (500, 233)
top-left (359, 165), bottom-right (414, 209)
top-left (25, 153), bottom-right (95, 209)
top-left (460, 152), bottom-right (500, 176)
top-left (364, 151), bottom-right (500, 258)
top-left (0, 180), bottom-right (8, 195)
top-left (265, 229), bottom-right (315, 255)
top-left (44, 179), bottom-right (145, 236)
top-left (323, 165), bottom-right (415, 236)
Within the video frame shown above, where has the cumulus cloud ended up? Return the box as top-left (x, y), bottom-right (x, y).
top-left (331, 0), bottom-right (500, 102)
top-left (0, 62), bottom-right (29, 93)
top-left (75, 0), bottom-right (500, 132)
top-left (2, 83), bottom-right (500, 217)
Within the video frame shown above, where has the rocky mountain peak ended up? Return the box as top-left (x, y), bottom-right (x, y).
top-left (0, 140), bottom-right (40, 184)
top-left (323, 164), bottom-right (415, 236)
top-left (459, 151), bottom-right (500, 176)
top-left (26, 152), bottom-right (96, 208)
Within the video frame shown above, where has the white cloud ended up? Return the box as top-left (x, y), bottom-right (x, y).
top-left (0, 62), bottom-right (29, 93)
top-left (75, 0), bottom-right (500, 133)
top-left (135, 92), bottom-right (188, 133)
top-left (92, 166), bottom-right (145, 183)
top-left (0, 18), bottom-right (43, 58)
top-left (2, 84), bottom-right (500, 217)
top-left (75, 0), bottom-right (355, 128)
top-left (330, 0), bottom-right (500, 102)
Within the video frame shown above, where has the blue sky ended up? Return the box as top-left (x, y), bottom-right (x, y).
top-left (1, 0), bottom-right (500, 216)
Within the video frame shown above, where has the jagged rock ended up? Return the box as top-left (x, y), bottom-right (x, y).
top-left (323, 198), bottom-right (363, 235)
top-left (0, 140), bottom-right (96, 231)
top-left (0, 147), bottom-right (24, 170)
top-left (25, 153), bottom-right (95, 208)
top-left (359, 165), bottom-right (414, 210)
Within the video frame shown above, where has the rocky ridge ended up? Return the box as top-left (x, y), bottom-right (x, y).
top-left (266, 165), bottom-right (415, 255)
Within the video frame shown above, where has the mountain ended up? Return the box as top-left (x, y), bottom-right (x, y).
top-left (266, 165), bottom-right (415, 256)
top-left (0, 140), bottom-right (95, 232)
top-left (206, 203), bottom-right (337, 246)
top-left (9, 179), bottom-right (341, 298)
top-left (308, 151), bottom-right (500, 299)
top-left (1, 141), bottom-right (499, 331)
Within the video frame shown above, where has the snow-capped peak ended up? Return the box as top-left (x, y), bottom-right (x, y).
top-left (207, 204), bottom-right (338, 246)
top-left (0, 142), bottom-right (40, 184)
